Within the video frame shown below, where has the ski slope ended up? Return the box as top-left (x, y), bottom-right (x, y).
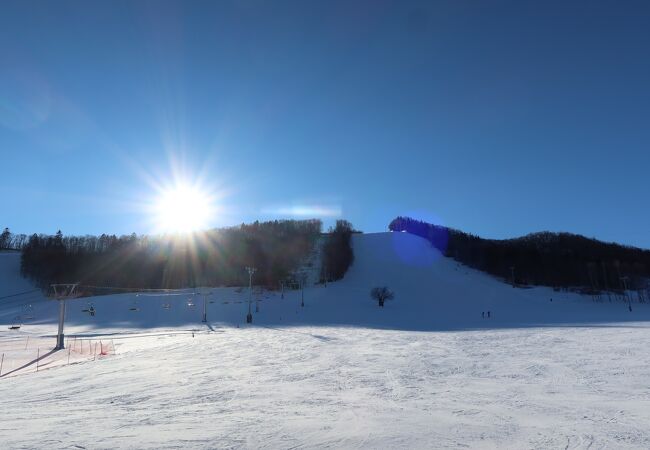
top-left (1, 233), bottom-right (650, 448)
top-left (2, 232), bottom-right (648, 334)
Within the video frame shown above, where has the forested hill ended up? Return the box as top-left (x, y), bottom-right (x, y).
top-left (19, 220), bottom-right (322, 291)
top-left (389, 216), bottom-right (650, 292)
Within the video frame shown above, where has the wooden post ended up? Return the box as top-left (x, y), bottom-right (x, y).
top-left (36, 348), bottom-right (40, 372)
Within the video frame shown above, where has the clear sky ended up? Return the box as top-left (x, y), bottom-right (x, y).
top-left (2, 0), bottom-right (650, 247)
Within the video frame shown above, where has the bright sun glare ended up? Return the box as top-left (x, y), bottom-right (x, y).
top-left (154, 184), bottom-right (213, 233)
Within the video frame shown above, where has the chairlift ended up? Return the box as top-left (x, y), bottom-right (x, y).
top-left (162, 302), bottom-right (171, 310)
top-left (22, 303), bottom-right (34, 320)
top-left (187, 298), bottom-right (195, 308)
top-left (9, 316), bottom-right (21, 330)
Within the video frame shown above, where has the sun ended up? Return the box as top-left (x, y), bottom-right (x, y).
top-left (154, 183), bottom-right (214, 233)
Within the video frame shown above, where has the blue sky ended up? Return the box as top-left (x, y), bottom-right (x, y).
top-left (1, 0), bottom-right (650, 247)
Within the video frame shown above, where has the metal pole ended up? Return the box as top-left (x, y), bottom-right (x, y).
top-left (621, 276), bottom-right (631, 311)
top-left (249, 271), bottom-right (252, 320)
top-left (246, 267), bottom-right (255, 324)
top-left (202, 292), bottom-right (207, 323)
top-left (298, 272), bottom-right (307, 307)
top-left (56, 299), bottom-right (66, 350)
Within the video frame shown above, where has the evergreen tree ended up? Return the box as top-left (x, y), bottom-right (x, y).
top-left (0, 227), bottom-right (11, 249)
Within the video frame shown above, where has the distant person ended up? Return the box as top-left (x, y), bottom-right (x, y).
top-left (482, 312), bottom-right (485, 318)
top-left (89, 306), bottom-right (95, 317)
top-left (487, 311), bottom-right (491, 318)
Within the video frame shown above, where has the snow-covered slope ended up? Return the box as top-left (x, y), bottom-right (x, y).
top-left (0, 251), bottom-right (47, 327)
top-left (1, 232), bottom-right (649, 336)
top-left (2, 235), bottom-right (650, 449)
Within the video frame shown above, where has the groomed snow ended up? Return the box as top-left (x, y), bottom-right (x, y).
top-left (1, 233), bottom-right (650, 448)
top-left (2, 326), bottom-right (650, 448)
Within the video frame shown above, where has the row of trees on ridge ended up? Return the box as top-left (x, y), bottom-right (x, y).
top-left (20, 220), bottom-right (323, 292)
top-left (389, 216), bottom-right (650, 292)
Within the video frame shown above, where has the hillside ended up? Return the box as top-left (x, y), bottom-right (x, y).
top-left (2, 232), bottom-right (649, 337)
top-left (390, 216), bottom-right (650, 291)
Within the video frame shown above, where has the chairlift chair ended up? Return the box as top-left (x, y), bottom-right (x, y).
top-left (22, 303), bottom-right (34, 320)
top-left (9, 316), bottom-right (21, 330)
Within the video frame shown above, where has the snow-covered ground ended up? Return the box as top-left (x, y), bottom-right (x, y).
top-left (1, 233), bottom-right (650, 448)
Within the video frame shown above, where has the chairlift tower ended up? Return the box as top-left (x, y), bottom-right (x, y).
top-left (200, 290), bottom-right (212, 323)
top-left (245, 267), bottom-right (257, 323)
top-left (298, 272), bottom-right (308, 307)
top-left (620, 276), bottom-right (631, 311)
top-left (50, 283), bottom-right (79, 350)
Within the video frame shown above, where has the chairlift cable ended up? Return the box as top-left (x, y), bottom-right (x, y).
top-left (0, 289), bottom-right (41, 301)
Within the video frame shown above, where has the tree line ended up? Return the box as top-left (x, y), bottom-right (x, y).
top-left (321, 220), bottom-right (356, 282)
top-left (389, 216), bottom-right (650, 292)
top-left (20, 220), bottom-right (323, 292)
top-left (0, 228), bottom-right (28, 250)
